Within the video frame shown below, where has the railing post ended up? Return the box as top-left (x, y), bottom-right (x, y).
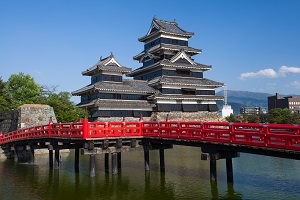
top-left (229, 122), bottom-right (234, 142)
top-left (263, 124), bottom-right (270, 146)
top-left (83, 118), bottom-right (89, 139)
top-left (48, 117), bottom-right (53, 137)
top-left (139, 114), bottom-right (144, 122)
top-left (166, 114), bottom-right (170, 122)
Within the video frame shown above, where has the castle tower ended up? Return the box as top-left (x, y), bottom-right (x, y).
top-left (72, 53), bottom-right (155, 120)
top-left (128, 17), bottom-right (224, 112)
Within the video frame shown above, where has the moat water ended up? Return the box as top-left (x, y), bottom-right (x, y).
top-left (1, 145), bottom-right (300, 200)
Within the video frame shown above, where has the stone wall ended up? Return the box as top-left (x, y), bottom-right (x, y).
top-left (18, 104), bottom-right (57, 129)
top-left (150, 111), bottom-right (225, 122)
top-left (96, 111), bottom-right (225, 122)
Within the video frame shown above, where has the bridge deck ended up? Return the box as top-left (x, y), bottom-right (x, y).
top-left (1, 118), bottom-right (300, 159)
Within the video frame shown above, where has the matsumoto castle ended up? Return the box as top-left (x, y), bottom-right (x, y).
top-left (72, 17), bottom-right (224, 120)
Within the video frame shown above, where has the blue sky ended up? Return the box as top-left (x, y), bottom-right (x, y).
top-left (1, 0), bottom-right (300, 103)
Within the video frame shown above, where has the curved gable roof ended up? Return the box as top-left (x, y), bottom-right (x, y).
top-left (139, 17), bottom-right (194, 42)
top-left (82, 53), bottom-right (131, 76)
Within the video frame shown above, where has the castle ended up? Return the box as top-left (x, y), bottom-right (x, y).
top-left (72, 17), bottom-right (224, 121)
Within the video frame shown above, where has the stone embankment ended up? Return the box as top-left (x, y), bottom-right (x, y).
top-left (18, 104), bottom-right (57, 128)
top-left (96, 111), bottom-right (225, 122)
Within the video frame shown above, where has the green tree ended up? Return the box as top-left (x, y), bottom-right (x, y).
top-left (290, 112), bottom-right (300, 124)
top-left (268, 108), bottom-right (293, 124)
top-left (246, 114), bottom-right (260, 123)
top-left (0, 77), bottom-right (12, 110)
top-left (6, 72), bottom-right (41, 108)
top-left (45, 91), bottom-right (88, 122)
top-left (225, 113), bottom-right (238, 122)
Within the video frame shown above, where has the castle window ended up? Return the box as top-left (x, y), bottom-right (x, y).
top-left (176, 69), bottom-right (190, 76)
top-left (182, 88), bottom-right (195, 95)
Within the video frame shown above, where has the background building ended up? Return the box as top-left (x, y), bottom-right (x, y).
top-left (268, 93), bottom-right (300, 113)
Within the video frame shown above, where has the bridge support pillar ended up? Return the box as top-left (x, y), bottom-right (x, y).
top-left (54, 150), bottom-right (60, 169)
top-left (117, 152), bottom-right (121, 169)
top-left (49, 150), bottom-right (53, 169)
top-left (226, 158), bottom-right (233, 183)
top-left (26, 145), bottom-right (34, 164)
top-left (112, 153), bottom-right (118, 174)
top-left (89, 154), bottom-right (96, 177)
top-left (159, 149), bottom-right (165, 172)
top-left (48, 145), bottom-right (53, 169)
top-left (75, 148), bottom-right (79, 173)
top-left (210, 156), bottom-right (217, 181)
top-left (201, 148), bottom-right (239, 182)
top-left (105, 153), bottom-right (109, 173)
top-left (144, 149), bottom-right (150, 171)
top-left (12, 147), bottom-right (18, 162)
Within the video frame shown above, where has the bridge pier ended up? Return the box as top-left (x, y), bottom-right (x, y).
top-left (54, 149), bottom-right (60, 169)
top-left (117, 152), bottom-right (122, 169)
top-left (75, 148), bottom-right (80, 173)
top-left (89, 154), bottom-right (96, 177)
top-left (201, 148), bottom-right (239, 182)
top-left (12, 146), bottom-right (18, 162)
top-left (26, 145), bottom-right (34, 164)
top-left (105, 153), bottom-right (109, 173)
top-left (159, 149), bottom-right (165, 173)
top-left (226, 158), bottom-right (234, 183)
top-left (111, 153), bottom-right (118, 174)
top-left (144, 149), bottom-right (150, 171)
top-left (209, 156), bottom-right (217, 181)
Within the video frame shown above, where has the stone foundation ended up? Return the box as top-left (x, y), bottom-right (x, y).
top-left (96, 111), bottom-right (225, 122)
top-left (18, 104), bottom-right (57, 129)
top-left (151, 111), bottom-right (225, 122)
top-left (0, 104), bottom-right (58, 159)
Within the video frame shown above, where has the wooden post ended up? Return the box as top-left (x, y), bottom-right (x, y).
top-left (75, 148), bottom-right (79, 173)
top-left (226, 158), bottom-right (233, 183)
top-left (54, 149), bottom-right (60, 169)
top-left (49, 150), bottom-right (53, 169)
top-left (29, 146), bottom-right (34, 164)
top-left (89, 154), bottom-right (96, 177)
top-left (144, 149), bottom-right (150, 171)
top-left (159, 149), bottom-right (165, 172)
top-left (105, 153), bottom-right (109, 173)
top-left (117, 152), bottom-right (121, 169)
top-left (210, 156), bottom-right (217, 181)
top-left (13, 149), bottom-right (18, 162)
top-left (111, 153), bottom-right (118, 174)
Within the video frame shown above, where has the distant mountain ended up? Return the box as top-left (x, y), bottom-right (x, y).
top-left (216, 90), bottom-right (300, 115)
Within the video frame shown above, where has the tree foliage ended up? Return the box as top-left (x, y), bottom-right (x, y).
top-left (41, 91), bottom-right (88, 122)
top-left (0, 77), bottom-right (11, 110)
top-left (267, 108), bottom-right (300, 124)
top-left (1, 73), bottom-right (87, 122)
top-left (6, 72), bottom-right (41, 108)
top-left (225, 108), bottom-right (300, 124)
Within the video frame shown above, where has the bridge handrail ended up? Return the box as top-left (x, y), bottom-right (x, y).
top-left (1, 120), bottom-right (300, 151)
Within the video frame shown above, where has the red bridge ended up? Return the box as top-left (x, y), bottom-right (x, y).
top-left (1, 118), bottom-right (300, 181)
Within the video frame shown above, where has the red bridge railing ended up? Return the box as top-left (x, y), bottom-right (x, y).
top-left (1, 118), bottom-right (300, 151)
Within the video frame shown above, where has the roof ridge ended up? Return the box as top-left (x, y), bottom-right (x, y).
top-left (153, 17), bottom-right (177, 25)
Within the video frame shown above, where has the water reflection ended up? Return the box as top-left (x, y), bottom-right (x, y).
top-left (1, 147), bottom-right (300, 199)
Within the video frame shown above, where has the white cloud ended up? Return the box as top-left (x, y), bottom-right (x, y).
top-left (291, 81), bottom-right (300, 88)
top-left (279, 66), bottom-right (300, 74)
top-left (239, 68), bottom-right (278, 80)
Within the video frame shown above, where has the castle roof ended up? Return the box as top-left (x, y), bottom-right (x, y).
top-left (133, 43), bottom-right (201, 60)
top-left (72, 79), bottom-right (155, 96)
top-left (138, 17), bottom-right (194, 42)
top-left (127, 59), bottom-right (212, 77)
top-left (82, 53), bottom-right (131, 76)
top-left (147, 93), bottom-right (224, 101)
top-left (76, 99), bottom-right (155, 109)
top-left (148, 76), bottom-right (224, 88)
